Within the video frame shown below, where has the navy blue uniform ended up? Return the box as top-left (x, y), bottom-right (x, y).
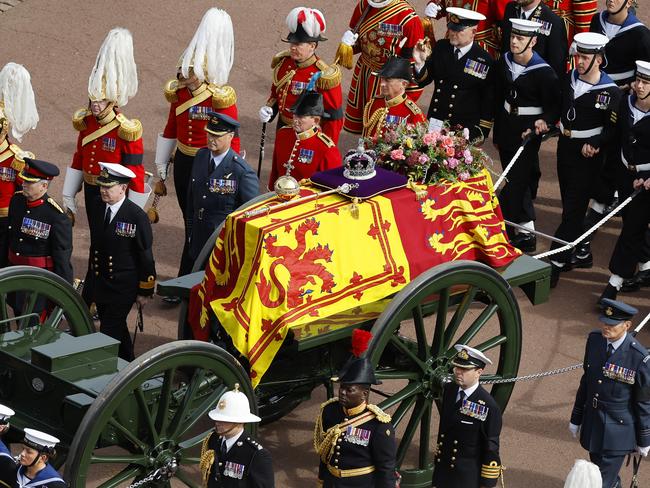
top-left (200, 432), bottom-right (274, 488)
top-left (186, 148), bottom-right (259, 262)
top-left (571, 331), bottom-right (650, 487)
top-left (315, 399), bottom-right (397, 488)
top-left (0, 440), bottom-right (15, 488)
top-left (15, 463), bottom-right (65, 488)
top-left (432, 383), bottom-right (502, 488)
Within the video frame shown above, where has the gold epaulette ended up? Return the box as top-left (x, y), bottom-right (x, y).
top-left (72, 108), bottom-right (90, 131)
top-left (367, 404), bottom-right (391, 423)
top-left (405, 99), bottom-right (423, 116)
top-left (209, 85), bottom-right (237, 109)
top-left (164, 79), bottom-right (179, 103)
top-left (271, 50), bottom-right (291, 69)
top-left (9, 145), bottom-right (32, 172)
top-left (320, 397), bottom-right (339, 410)
top-left (317, 132), bottom-right (335, 148)
top-left (116, 114), bottom-right (143, 141)
top-left (199, 432), bottom-right (215, 488)
top-left (315, 60), bottom-right (342, 90)
top-left (47, 197), bottom-right (64, 214)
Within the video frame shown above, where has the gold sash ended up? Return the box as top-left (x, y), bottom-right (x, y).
top-left (81, 119), bottom-right (120, 147)
top-left (175, 87), bottom-right (212, 117)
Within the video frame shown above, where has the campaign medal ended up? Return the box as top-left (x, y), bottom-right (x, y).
top-left (20, 217), bottom-right (51, 239)
top-left (345, 426), bottom-right (371, 446)
top-left (602, 362), bottom-right (636, 384)
top-left (464, 59), bottom-right (489, 79)
top-left (209, 178), bottom-right (237, 194)
top-left (595, 92), bottom-right (610, 110)
top-left (223, 461), bottom-right (245, 479)
top-left (385, 114), bottom-right (405, 126)
top-left (115, 221), bottom-right (137, 238)
top-left (189, 106), bottom-right (211, 120)
top-left (459, 399), bottom-right (489, 421)
top-left (102, 137), bottom-right (117, 152)
top-left (290, 81), bottom-right (308, 96)
top-left (297, 148), bottom-right (314, 164)
top-left (0, 166), bottom-right (16, 182)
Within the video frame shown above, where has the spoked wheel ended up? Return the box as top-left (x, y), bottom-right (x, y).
top-left (0, 266), bottom-right (93, 336)
top-left (365, 261), bottom-right (521, 486)
top-left (65, 341), bottom-right (255, 487)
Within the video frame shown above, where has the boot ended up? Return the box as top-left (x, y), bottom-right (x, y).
top-left (597, 284), bottom-right (618, 307)
top-left (511, 233), bottom-right (537, 253)
top-left (570, 243), bottom-right (593, 269)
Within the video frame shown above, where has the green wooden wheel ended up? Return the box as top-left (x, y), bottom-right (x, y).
top-left (0, 266), bottom-right (93, 336)
top-left (365, 261), bottom-right (521, 485)
top-left (64, 341), bottom-right (255, 487)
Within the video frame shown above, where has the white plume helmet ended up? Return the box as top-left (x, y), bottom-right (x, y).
top-left (286, 7), bottom-right (327, 38)
top-left (179, 8), bottom-right (234, 86)
top-left (0, 62), bottom-right (39, 142)
top-left (88, 27), bottom-right (138, 107)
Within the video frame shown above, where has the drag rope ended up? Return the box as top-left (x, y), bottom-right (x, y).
top-left (480, 363), bottom-right (582, 384)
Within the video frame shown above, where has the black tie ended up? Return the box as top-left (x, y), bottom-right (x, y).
top-left (219, 438), bottom-right (227, 460)
top-left (104, 207), bottom-right (111, 229)
top-left (607, 343), bottom-right (614, 358)
top-left (209, 158), bottom-right (216, 174)
top-left (454, 48), bottom-right (461, 59)
top-left (456, 390), bottom-right (466, 406)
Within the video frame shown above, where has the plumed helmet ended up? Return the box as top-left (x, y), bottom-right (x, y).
top-left (0, 62), bottom-right (39, 142)
top-left (283, 7), bottom-right (327, 43)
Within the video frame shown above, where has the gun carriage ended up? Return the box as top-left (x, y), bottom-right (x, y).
top-left (0, 178), bottom-right (550, 487)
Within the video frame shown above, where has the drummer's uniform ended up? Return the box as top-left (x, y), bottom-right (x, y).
top-left (269, 126), bottom-right (341, 188)
top-left (415, 39), bottom-right (495, 143)
top-left (432, 382), bottom-right (503, 488)
top-left (549, 70), bottom-right (621, 264)
top-left (362, 94), bottom-right (426, 139)
top-left (493, 51), bottom-right (560, 227)
top-left (199, 431), bottom-right (274, 487)
top-left (543, 0), bottom-right (598, 46)
top-left (343, 0), bottom-right (424, 134)
top-left (0, 440), bottom-right (16, 488)
top-left (606, 94), bottom-right (650, 285)
top-left (314, 399), bottom-right (397, 487)
top-left (7, 193), bottom-right (73, 283)
top-left (500, 2), bottom-right (568, 77)
top-left (162, 81), bottom-right (240, 220)
top-left (0, 143), bottom-right (31, 268)
top-left (266, 53), bottom-right (343, 144)
top-left (83, 193), bottom-right (156, 361)
top-left (71, 108), bottom-right (144, 220)
top-left (570, 330), bottom-right (650, 487)
top-left (15, 464), bottom-right (65, 488)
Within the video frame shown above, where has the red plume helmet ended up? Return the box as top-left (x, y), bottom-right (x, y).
top-left (351, 329), bottom-right (372, 357)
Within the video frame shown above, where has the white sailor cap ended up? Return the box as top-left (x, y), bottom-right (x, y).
top-left (97, 162), bottom-right (136, 187)
top-left (509, 18), bottom-right (542, 36)
top-left (451, 344), bottom-right (493, 369)
top-left (573, 32), bottom-right (608, 54)
top-left (446, 7), bottom-right (486, 31)
top-left (636, 60), bottom-right (650, 81)
top-left (23, 428), bottom-right (59, 452)
top-left (0, 404), bottom-right (14, 422)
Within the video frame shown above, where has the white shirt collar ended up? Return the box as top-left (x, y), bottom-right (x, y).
top-left (458, 381), bottom-right (480, 399)
top-left (106, 195), bottom-right (126, 222)
top-left (608, 333), bottom-right (627, 352)
top-left (456, 42), bottom-right (473, 59)
top-left (223, 429), bottom-right (244, 452)
top-left (211, 150), bottom-right (229, 170)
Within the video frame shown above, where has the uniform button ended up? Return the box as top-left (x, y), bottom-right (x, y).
top-left (451, 457), bottom-right (456, 461)
top-left (448, 113), bottom-right (452, 117)
top-left (440, 434), bottom-right (445, 438)
top-left (435, 458), bottom-right (440, 463)
top-left (91, 152), bottom-right (95, 155)
top-left (337, 439), bottom-right (342, 443)
top-left (89, 164), bottom-right (93, 168)
top-left (92, 144), bottom-right (96, 148)
top-left (95, 272), bottom-right (99, 276)
top-left (188, 131), bottom-right (193, 135)
top-left (595, 393), bottom-right (599, 397)
top-left (188, 138), bottom-right (192, 142)
top-left (453, 440), bottom-right (458, 445)
top-left (620, 420), bottom-right (623, 424)
top-left (218, 462), bottom-right (223, 467)
top-left (453, 85), bottom-right (458, 89)
top-left (452, 449), bottom-right (457, 453)
top-left (434, 99), bottom-right (438, 103)
top-left (449, 104), bottom-right (454, 108)
top-left (439, 80), bottom-right (444, 84)
top-left (94, 250), bottom-right (98, 254)
top-left (450, 464), bottom-right (455, 468)
top-left (451, 94), bottom-right (456, 99)
top-left (19, 238), bottom-right (22, 242)
top-left (90, 158), bottom-right (95, 162)
top-left (203, 195), bottom-right (206, 199)
top-left (15, 252), bottom-right (19, 256)
top-left (436, 89), bottom-right (441, 93)
top-left (26, 210), bottom-right (30, 214)
top-left (597, 380), bottom-right (602, 384)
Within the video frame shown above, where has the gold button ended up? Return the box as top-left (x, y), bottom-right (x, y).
top-left (453, 440), bottom-right (458, 445)
top-left (453, 85), bottom-right (458, 89)
top-left (451, 457), bottom-right (456, 461)
top-left (448, 113), bottom-right (452, 117)
top-left (595, 393), bottom-right (599, 397)
top-left (451, 94), bottom-right (456, 99)
top-left (449, 104), bottom-right (454, 108)
top-left (91, 152), bottom-right (95, 155)
top-left (95, 272), bottom-right (99, 276)
top-left (598, 380), bottom-right (602, 384)
top-left (90, 158), bottom-right (95, 162)
top-left (188, 131), bottom-right (193, 135)
top-left (435, 458), bottom-right (440, 463)
top-left (450, 464), bottom-right (455, 468)
top-left (92, 144), bottom-right (96, 148)
top-left (452, 449), bottom-right (457, 453)
top-left (15, 252), bottom-right (19, 256)
top-left (434, 99), bottom-right (438, 103)
top-left (441, 434), bottom-right (445, 438)
top-left (19, 238), bottom-right (22, 242)
top-left (436, 89), bottom-right (441, 93)
top-left (188, 138), bottom-right (192, 142)
top-left (26, 210), bottom-right (30, 214)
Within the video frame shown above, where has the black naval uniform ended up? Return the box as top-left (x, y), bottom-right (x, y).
top-left (549, 71), bottom-right (621, 263)
top-left (571, 331), bottom-right (650, 487)
top-left (200, 431), bottom-right (274, 488)
top-left (7, 192), bottom-right (73, 283)
top-left (500, 1), bottom-right (568, 78)
top-left (315, 399), bottom-right (396, 488)
top-left (415, 39), bottom-right (495, 142)
top-left (186, 147), bottom-right (259, 262)
top-left (82, 196), bottom-right (156, 361)
top-left (432, 382), bottom-right (502, 488)
top-left (590, 12), bottom-right (650, 88)
top-left (0, 440), bottom-right (16, 488)
top-left (606, 94), bottom-right (650, 283)
top-left (493, 51), bottom-right (560, 226)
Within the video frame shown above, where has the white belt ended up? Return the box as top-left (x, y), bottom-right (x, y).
top-left (504, 101), bottom-right (543, 116)
top-left (609, 70), bottom-right (635, 82)
top-left (559, 122), bottom-right (603, 139)
top-left (621, 151), bottom-right (650, 172)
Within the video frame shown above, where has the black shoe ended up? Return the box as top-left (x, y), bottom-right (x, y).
top-left (597, 284), bottom-right (618, 307)
top-left (621, 269), bottom-right (650, 292)
top-left (550, 262), bottom-right (572, 288)
top-left (603, 197), bottom-right (619, 217)
top-left (162, 295), bottom-right (182, 305)
top-left (636, 269), bottom-right (650, 287)
top-left (570, 251), bottom-right (593, 269)
top-left (511, 233), bottom-right (536, 253)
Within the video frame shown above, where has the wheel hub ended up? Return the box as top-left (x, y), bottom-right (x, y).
top-left (149, 440), bottom-right (179, 475)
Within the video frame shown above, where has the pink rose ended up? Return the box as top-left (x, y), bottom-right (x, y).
top-left (445, 146), bottom-right (455, 157)
top-left (418, 154), bottom-right (430, 164)
top-left (447, 157), bottom-right (459, 169)
top-left (459, 171), bottom-right (470, 181)
top-left (442, 136), bottom-right (454, 147)
top-left (422, 132), bottom-right (437, 145)
top-left (390, 149), bottom-right (406, 160)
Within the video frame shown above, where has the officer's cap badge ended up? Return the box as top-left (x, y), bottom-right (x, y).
top-left (218, 399), bottom-right (226, 410)
top-left (458, 349), bottom-right (470, 360)
top-left (605, 307), bottom-right (613, 317)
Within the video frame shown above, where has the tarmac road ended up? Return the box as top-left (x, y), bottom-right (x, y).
top-left (1, 0), bottom-right (649, 486)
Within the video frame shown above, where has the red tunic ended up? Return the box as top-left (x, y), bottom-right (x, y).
top-left (267, 53), bottom-right (343, 145)
top-left (0, 140), bottom-right (29, 217)
top-left (362, 93), bottom-right (427, 139)
top-left (71, 108), bottom-right (145, 192)
top-left (162, 82), bottom-right (240, 155)
top-left (269, 126), bottom-right (342, 189)
top-left (343, 0), bottom-right (425, 134)
top-left (543, 0), bottom-right (598, 45)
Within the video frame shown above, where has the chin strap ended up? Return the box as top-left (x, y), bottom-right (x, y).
top-left (512, 37), bottom-right (535, 56)
top-left (611, 0), bottom-right (629, 16)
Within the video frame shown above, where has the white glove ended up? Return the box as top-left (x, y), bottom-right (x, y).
top-left (259, 106), bottom-right (274, 123)
top-left (636, 445), bottom-right (650, 457)
top-left (425, 2), bottom-right (442, 18)
top-left (568, 422), bottom-right (580, 438)
top-left (154, 134), bottom-right (176, 180)
top-left (63, 195), bottom-right (77, 215)
top-left (341, 30), bottom-right (359, 47)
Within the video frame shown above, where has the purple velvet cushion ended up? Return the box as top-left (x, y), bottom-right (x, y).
top-left (310, 167), bottom-right (408, 199)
